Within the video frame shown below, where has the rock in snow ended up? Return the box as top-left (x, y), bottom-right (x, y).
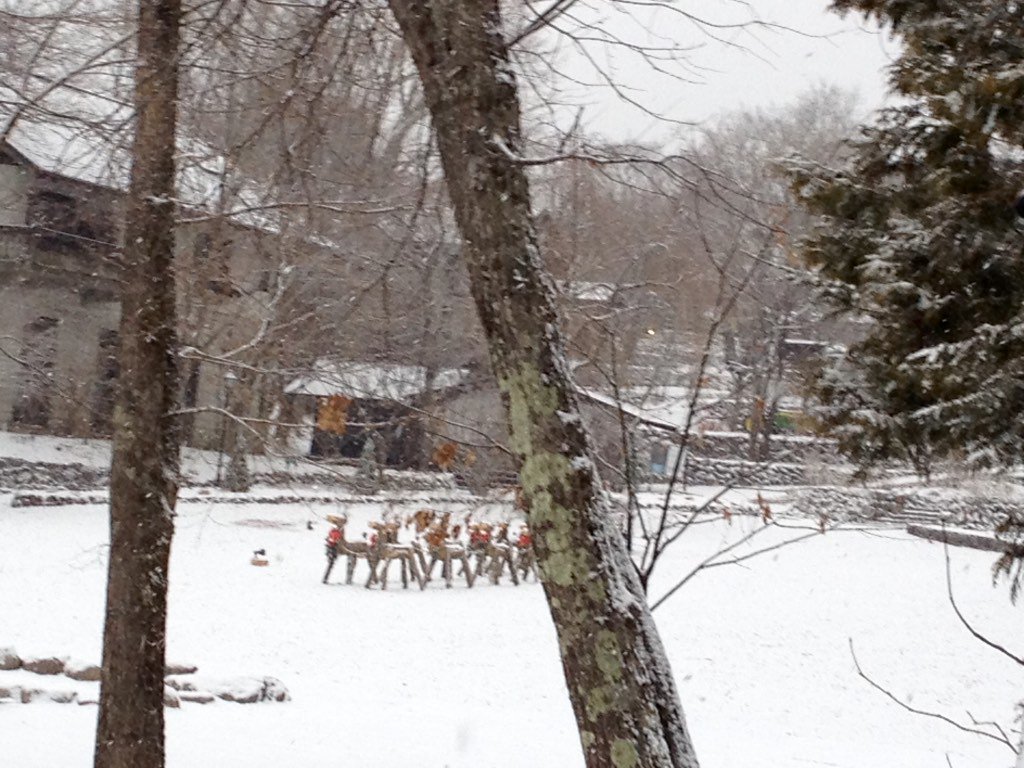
top-left (21, 657), bottom-right (65, 675)
top-left (0, 647), bottom-right (22, 671)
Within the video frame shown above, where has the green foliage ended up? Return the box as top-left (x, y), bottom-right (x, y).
top-left (793, 1), bottom-right (1024, 473)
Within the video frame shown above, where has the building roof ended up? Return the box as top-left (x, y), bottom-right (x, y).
top-left (578, 385), bottom-right (720, 434)
top-left (578, 384), bottom-right (807, 436)
top-left (0, 84), bottom-right (278, 234)
top-left (285, 360), bottom-right (469, 402)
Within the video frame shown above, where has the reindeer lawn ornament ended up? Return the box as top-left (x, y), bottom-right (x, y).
top-left (422, 515), bottom-right (474, 589)
top-left (367, 521), bottom-right (427, 590)
top-left (322, 514), bottom-right (376, 585)
top-left (513, 525), bottom-right (538, 582)
top-left (465, 520), bottom-right (490, 569)
top-left (468, 521), bottom-right (519, 586)
top-left (406, 508), bottom-right (437, 535)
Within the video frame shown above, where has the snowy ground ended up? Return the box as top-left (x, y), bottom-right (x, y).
top-left (0, 429), bottom-right (456, 488)
top-left (0, 430), bottom-right (258, 482)
top-left (1, 494), bottom-right (1021, 767)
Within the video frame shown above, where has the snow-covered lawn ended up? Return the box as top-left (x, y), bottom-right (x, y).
top-left (0, 430), bottom-right (342, 485)
top-left (1, 496), bottom-right (1020, 767)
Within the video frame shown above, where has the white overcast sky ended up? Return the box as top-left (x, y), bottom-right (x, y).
top-left (534, 0), bottom-right (900, 143)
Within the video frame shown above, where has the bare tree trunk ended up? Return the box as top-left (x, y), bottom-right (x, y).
top-left (385, 3), bottom-right (700, 766)
top-left (94, 1), bottom-right (182, 766)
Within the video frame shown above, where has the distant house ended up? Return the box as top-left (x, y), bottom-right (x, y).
top-left (285, 360), bottom-right (471, 468)
top-left (576, 358), bottom-right (827, 479)
top-left (0, 90), bottom-right (324, 447)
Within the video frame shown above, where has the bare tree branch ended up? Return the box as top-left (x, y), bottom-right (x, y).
top-left (943, 533), bottom-right (1024, 667)
top-left (848, 639), bottom-right (1015, 752)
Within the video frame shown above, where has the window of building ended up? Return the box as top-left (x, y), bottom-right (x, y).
top-left (256, 268), bottom-right (273, 293)
top-left (30, 190), bottom-right (77, 233)
top-left (28, 189), bottom-right (111, 251)
top-left (193, 232), bottom-right (212, 261)
top-left (10, 316), bottom-right (59, 429)
top-left (194, 231), bottom-right (238, 295)
top-left (649, 443), bottom-right (669, 476)
top-left (90, 329), bottom-right (119, 436)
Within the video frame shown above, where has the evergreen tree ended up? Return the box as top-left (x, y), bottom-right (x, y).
top-left (792, 1), bottom-right (1024, 474)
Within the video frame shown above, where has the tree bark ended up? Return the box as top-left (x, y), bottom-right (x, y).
top-left (94, 1), bottom-right (182, 767)
top-left (385, 3), bottom-right (700, 766)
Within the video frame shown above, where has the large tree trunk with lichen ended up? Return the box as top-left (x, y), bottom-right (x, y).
top-left (386, 3), bottom-right (700, 766)
top-left (94, 1), bottom-right (182, 766)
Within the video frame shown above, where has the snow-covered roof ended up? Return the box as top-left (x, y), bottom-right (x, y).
top-left (285, 361), bottom-right (469, 401)
top-left (578, 384), bottom-right (808, 435)
top-left (579, 387), bottom-right (686, 433)
top-left (1, 100), bottom-right (127, 189)
top-left (0, 85), bottom-right (279, 234)
top-left (578, 384), bottom-right (730, 434)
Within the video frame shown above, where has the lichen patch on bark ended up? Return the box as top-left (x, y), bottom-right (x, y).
top-left (611, 739), bottom-right (639, 768)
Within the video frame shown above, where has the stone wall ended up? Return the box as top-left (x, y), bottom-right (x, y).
top-left (686, 431), bottom-right (838, 464)
top-left (671, 457), bottom-right (808, 487)
top-left (790, 486), bottom-right (1021, 530)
